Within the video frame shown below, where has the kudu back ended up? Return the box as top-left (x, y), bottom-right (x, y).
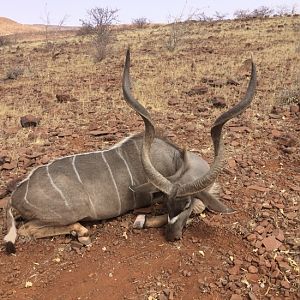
top-left (4, 49), bottom-right (256, 253)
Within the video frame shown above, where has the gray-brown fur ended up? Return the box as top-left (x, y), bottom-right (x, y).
top-left (11, 134), bottom-right (182, 226)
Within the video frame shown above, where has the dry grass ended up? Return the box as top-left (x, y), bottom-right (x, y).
top-left (0, 15), bottom-right (299, 177)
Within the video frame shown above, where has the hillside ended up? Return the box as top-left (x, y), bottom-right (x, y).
top-left (0, 17), bottom-right (42, 35)
top-left (0, 15), bottom-right (299, 300)
top-left (0, 17), bottom-right (78, 35)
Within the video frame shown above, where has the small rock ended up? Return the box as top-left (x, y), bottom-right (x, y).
top-left (40, 156), bottom-right (50, 164)
top-left (56, 94), bottom-right (78, 103)
top-left (248, 266), bottom-right (258, 274)
top-left (290, 104), bottom-right (299, 113)
top-left (248, 292), bottom-right (258, 300)
top-left (246, 273), bottom-right (259, 283)
top-left (271, 129), bottom-right (282, 138)
top-left (158, 294), bottom-right (168, 300)
top-left (271, 268), bottom-right (280, 278)
top-left (71, 241), bottom-right (83, 250)
top-left (182, 270), bottom-right (191, 277)
top-left (226, 78), bottom-right (240, 86)
top-left (228, 158), bottom-right (236, 169)
top-left (229, 126), bottom-right (251, 133)
top-left (281, 146), bottom-right (296, 154)
top-left (247, 185), bottom-right (270, 193)
top-left (246, 233), bottom-right (257, 242)
top-left (168, 98), bottom-right (179, 106)
top-left (209, 282), bottom-right (217, 289)
top-left (187, 86), bottom-right (208, 96)
top-left (262, 235), bottom-right (282, 251)
top-left (227, 282), bottom-right (237, 291)
top-left (89, 130), bottom-right (110, 136)
top-left (1, 162), bottom-right (17, 170)
top-left (230, 294), bottom-right (243, 300)
top-left (228, 265), bottom-right (240, 275)
top-left (0, 188), bottom-right (9, 199)
top-left (0, 155), bottom-right (7, 166)
top-left (274, 229), bottom-right (285, 242)
top-left (0, 197), bottom-right (8, 209)
top-left (269, 113), bottom-right (281, 119)
top-left (262, 202), bottom-right (272, 209)
top-left (202, 77), bottom-right (224, 87)
top-left (278, 261), bottom-right (290, 272)
top-left (211, 96), bottom-right (226, 108)
top-left (20, 115), bottom-right (41, 128)
top-left (277, 133), bottom-right (297, 148)
top-left (275, 256), bottom-right (283, 263)
top-left (255, 225), bottom-right (265, 234)
top-left (280, 280), bottom-right (290, 289)
top-left (186, 123), bottom-right (196, 131)
top-left (252, 284), bottom-right (260, 293)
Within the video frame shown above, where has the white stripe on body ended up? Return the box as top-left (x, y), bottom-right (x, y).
top-left (47, 165), bottom-right (70, 208)
top-left (72, 156), bottom-right (83, 184)
top-left (132, 139), bottom-right (140, 155)
top-left (101, 151), bottom-right (122, 214)
top-left (22, 179), bottom-right (62, 219)
top-left (110, 134), bottom-right (135, 150)
top-left (72, 156), bottom-right (98, 219)
top-left (116, 147), bottom-right (136, 205)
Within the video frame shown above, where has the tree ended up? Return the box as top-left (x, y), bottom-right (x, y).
top-left (214, 11), bottom-right (228, 21)
top-left (132, 17), bottom-right (149, 28)
top-left (233, 9), bottom-right (252, 20)
top-left (251, 6), bottom-right (274, 18)
top-left (80, 7), bottom-right (119, 61)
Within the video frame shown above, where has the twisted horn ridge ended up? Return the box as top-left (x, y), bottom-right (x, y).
top-left (177, 61), bottom-right (257, 197)
top-left (122, 48), bottom-right (174, 195)
top-left (122, 48), bottom-right (257, 198)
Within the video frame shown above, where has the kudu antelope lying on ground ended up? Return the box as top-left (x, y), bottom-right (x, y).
top-left (4, 49), bottom-right (256, 254)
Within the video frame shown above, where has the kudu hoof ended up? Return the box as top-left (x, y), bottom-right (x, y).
top-left (133, 215), bottom-right (146, 229)
top-left (78, 236), bottom-right (92, 245)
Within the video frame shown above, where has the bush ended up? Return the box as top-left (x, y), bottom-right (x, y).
top-left (214, 11), bottom-right (228, 21)
top-left (80, 7), bottom-right (119, 61)
top-left (251, 6), bottom-right (274, 18)
top-left (5, 67), bottom-right (23, 80)
top-left (132, 17), bottom-right (149, 28)
top-left (279, 86), bottom-right (300, 105)
top-left (233, 9), bottom-right (252, 20)
top-left (0, 35), bottom-right (11, 47)
top-left (77, 24), bottom-right (94, 36)
top-left (165, 21), bottom-right (185, 52)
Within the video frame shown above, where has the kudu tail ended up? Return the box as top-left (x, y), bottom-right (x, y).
top-left (4, 200), bottom-right (17, 254)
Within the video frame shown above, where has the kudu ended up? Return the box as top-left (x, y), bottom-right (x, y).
top-left (4, 49), bottom-right (256, 254)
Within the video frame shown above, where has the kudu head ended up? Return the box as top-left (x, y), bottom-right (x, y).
top-left (122, 49), bottom-right (257, 241)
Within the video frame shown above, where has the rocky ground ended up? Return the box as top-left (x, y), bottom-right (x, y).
top-left (0, 16), bottom-right (299, 299)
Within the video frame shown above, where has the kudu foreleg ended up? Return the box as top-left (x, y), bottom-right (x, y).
top-left (18, 221), bottom-right (91, 245)
top-left (133, 214), bottom-right (168, 229)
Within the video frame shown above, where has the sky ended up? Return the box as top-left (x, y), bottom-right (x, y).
top-left (1, 0), bottom-right (299, 26)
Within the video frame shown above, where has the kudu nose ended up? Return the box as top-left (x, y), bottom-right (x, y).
top-left (165, 226), bottom-right (182, 242)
